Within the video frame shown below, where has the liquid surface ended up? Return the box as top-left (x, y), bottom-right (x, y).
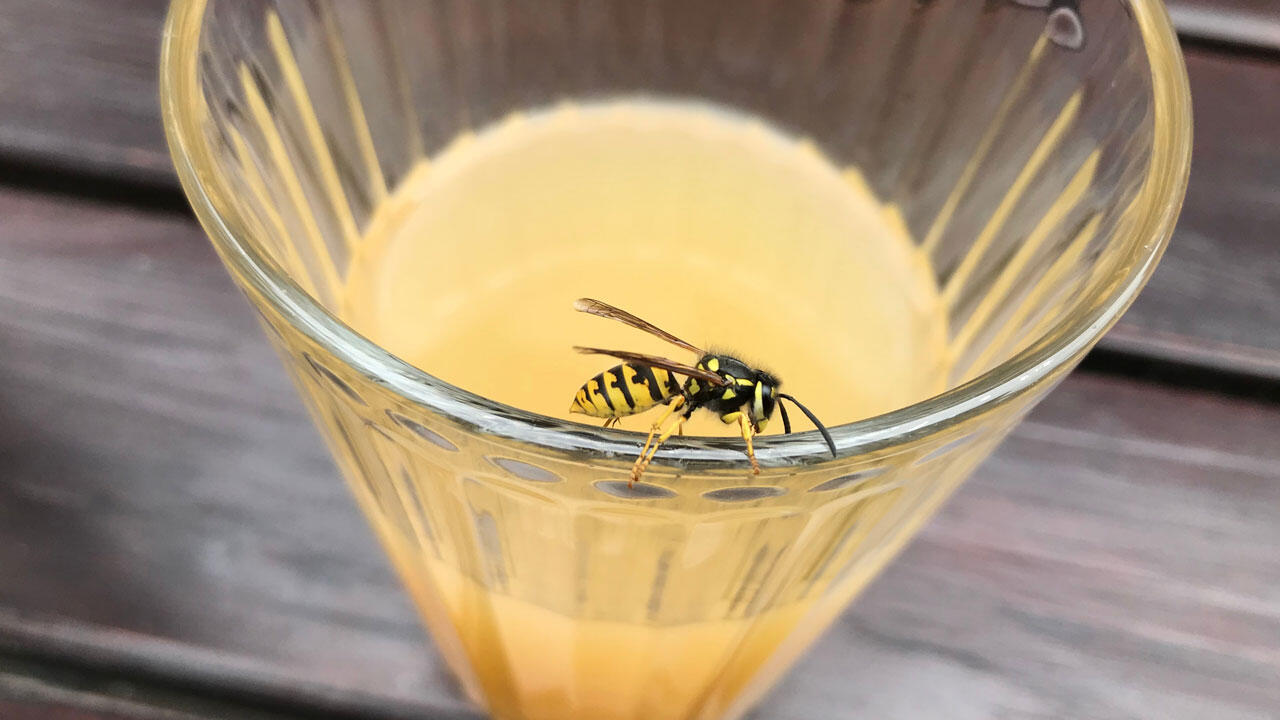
top-left (342, 100), bottom-right (949, 434)
top-left (335, 100), bottom-right (957, 720)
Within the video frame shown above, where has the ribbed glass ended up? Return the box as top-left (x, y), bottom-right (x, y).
top-left (161, 2), bottom-right (1191, 719)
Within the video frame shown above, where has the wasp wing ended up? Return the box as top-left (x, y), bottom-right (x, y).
top-left (573, 346), bottom-right (727, 387)
top-left (574, 298), bottom-right (704, 355)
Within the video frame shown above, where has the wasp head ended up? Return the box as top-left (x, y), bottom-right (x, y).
top-left (750, 370), bottom-right (780, 432)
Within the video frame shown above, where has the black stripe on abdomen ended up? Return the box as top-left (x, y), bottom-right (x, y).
top-left (611, 367), bottom-right (636, 409)
top-left (630, 364), bottom-right (665, 402)
top-left (592, 372), bottom-right (615, 411)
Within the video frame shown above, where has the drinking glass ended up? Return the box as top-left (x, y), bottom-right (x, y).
top-left (160, 2), bottom-right (1191, 719)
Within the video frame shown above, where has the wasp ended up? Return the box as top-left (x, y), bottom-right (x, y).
top-left (569, 298), bottom-right (837, 484)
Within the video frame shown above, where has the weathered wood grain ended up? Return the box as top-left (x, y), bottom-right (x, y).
top-left (1, 671), bottom-right (219, 720)
top-left (2, 188), bottom-right (1277, 718)
top-left (1167, 0), bottom-right (1280, 50)
top-left (0, 697), bottom-right (186, 720)
top-left (1, 0), bottom-right (1277, 377)
top-left (0, 636), bottom-right (461, 720)
top-left (0, 0), bottom-right (172, 185)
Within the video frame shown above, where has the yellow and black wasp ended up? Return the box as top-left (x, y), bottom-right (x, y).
top-left (569, 298), bottom-right (837, 484)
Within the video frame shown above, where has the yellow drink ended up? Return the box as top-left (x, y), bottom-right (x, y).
top-left (337, 100), bottom-right (952, 720)
top-left (343, 100), bottom-right (947, 432)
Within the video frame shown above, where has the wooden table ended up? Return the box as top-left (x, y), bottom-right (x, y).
top-left (2, 2), bottom-right (1278, 718)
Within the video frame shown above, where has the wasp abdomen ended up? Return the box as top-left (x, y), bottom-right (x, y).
top-left (571, 363), bottom-right (682, 418)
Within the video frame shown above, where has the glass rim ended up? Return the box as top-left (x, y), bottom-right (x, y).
top-left (160, 0), bottom-right (1192, 468)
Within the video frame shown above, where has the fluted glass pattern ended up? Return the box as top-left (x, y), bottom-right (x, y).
top-left (161, 2), bottom-right (1191, 719)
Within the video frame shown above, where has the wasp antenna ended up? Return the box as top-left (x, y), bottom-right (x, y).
top-left (778, 400), bottom-right (793, 435)
top-left (779, 394), bottom-right (837, 458)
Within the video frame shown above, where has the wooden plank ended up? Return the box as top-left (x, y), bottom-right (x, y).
top-left (0, 697), bottom-right (185, 720)
top-left (1167, 0), bottom-right (1280, 51)
top-left (0, 0), bottom-right (172, 185)
top-left (1, 187), bottom-right (1277, 717)
top-left (1, 673), bottom-right (215, 720)
top-left (0, 641), bottom-right (454, 720)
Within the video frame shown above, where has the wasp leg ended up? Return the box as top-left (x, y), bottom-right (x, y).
top-left (637, 396), bottom-right (685, 462)
top-left (632, 414), bottom-right (688, 486)
top-left (632, 396), bottom-right (686, 486)
top-left (721, 411), bottom-right (761, 474)
top-left (602, 417), bottom-right (619, 429)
